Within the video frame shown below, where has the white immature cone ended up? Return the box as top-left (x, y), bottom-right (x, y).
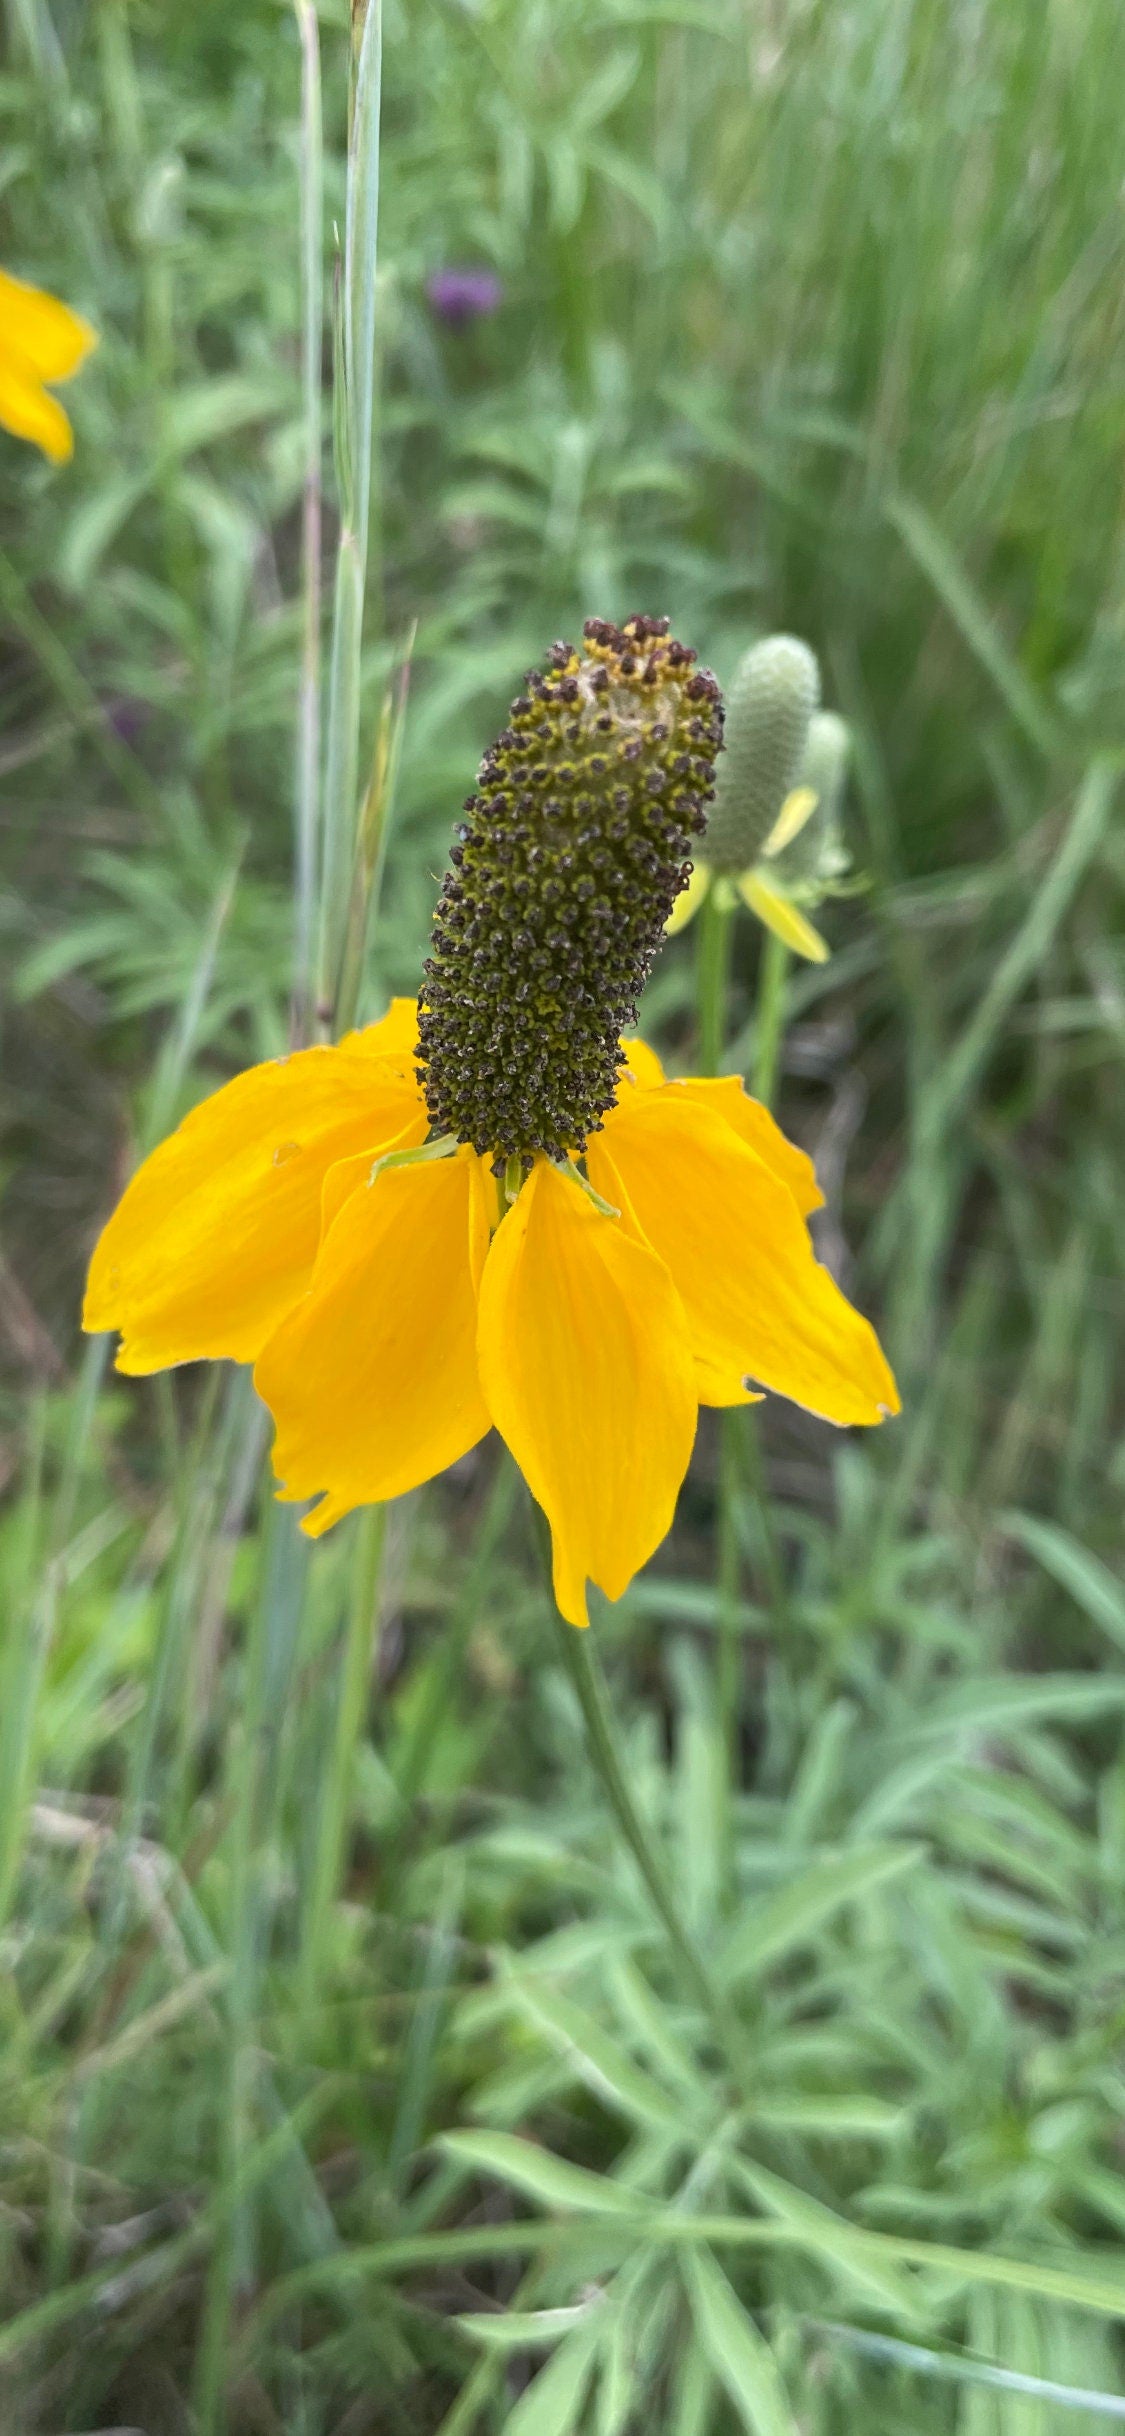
top-left (704, 635), bottom-right (820, 875)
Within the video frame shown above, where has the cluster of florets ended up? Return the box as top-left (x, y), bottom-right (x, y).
top-left (416, 616), bottom-right (723, 1165)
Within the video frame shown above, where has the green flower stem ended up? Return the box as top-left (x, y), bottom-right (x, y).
top-left (752, 927), bottom-right (790, 1110)
top-left (545, 1571), bottom-right (746, 2087)
top-left (694, 883), bottom-right (744, 1858)
top-left (695, 885), bottom-right (734, 1077)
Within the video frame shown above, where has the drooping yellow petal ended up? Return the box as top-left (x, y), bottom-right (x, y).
top-left (662, 1077), bottom-right (823, 1217)
top-left (84, 1049), bottom-right (426, 1371)
top-left (340, 996), bottom-right (420, 1058)
top-left (476, 1159), bottom-right (697, 1626)
top-left (0, 270), bottom-right (97, 378)
top-left (256, 1146), bottom-right (491, 1533)
top-left (618, 1034), bottom-right (666, 1091)
top-left (587, 1090), bottom-right (898, 1424)
top-left (319, 1121), bottom-right (427, 1240)
top-left (664, 858), bottom-right (711, 938)
top-left (762, 784), bottom-right (818, 859)
top-left (0, 271), bottom-right (97, 463)
top-left (0, 352), bottom-right (76, 463)
top-left (737, 872), bottom-right (829, 963)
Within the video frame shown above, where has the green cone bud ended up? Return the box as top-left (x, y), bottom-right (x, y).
top-left (777, 708), bottom-right (850, 885)
top-left (417, 617), bottom-right (723, 1164)
top-left (704, 634), bottom-right (819, 874)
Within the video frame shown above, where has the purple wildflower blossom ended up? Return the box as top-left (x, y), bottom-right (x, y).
top-left (426, 267), bottom-right (503, 331)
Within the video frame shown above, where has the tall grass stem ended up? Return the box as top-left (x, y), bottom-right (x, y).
top-left (316, 0), bottom-right (383, 1034)
top-left (291, 0), bottom-right (323, 1046)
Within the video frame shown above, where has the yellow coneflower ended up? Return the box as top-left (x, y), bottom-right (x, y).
top-left (0, 268), bottom-right (96, 462)
top-left (85, 618), bottom-right (898, 1627)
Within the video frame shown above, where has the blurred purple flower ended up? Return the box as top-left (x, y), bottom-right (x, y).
top-left (105, 696), bottom-right (150, 746)
top-left (426, 267), bottom-right (503, 331)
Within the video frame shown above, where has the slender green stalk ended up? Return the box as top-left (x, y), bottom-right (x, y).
top-left (317, 0), bottom-right (383, 1033)
top-left (291, 0), bottom-right (323, 1047)
top-left (545, 1582), bottom-right (745, 2085)
top-left (752, 928), bottom-right (790, 1110)
top-left (695, 886), bottom-right (744, 1845)
top-left (695, 888), bottom-right (733, 1077)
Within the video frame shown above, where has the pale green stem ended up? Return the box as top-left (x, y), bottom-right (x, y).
top-left (752, 927), bottom-right (790, 1110)
top-left (694, 885), bottom-right (742, 1844)
top-left (695, 886), bottom-right (733, 1077)
top-left (543, 1557), bottom-right (746, 2088)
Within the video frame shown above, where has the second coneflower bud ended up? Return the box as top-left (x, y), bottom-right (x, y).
top-left (703, 634), bottom-right (819, 874)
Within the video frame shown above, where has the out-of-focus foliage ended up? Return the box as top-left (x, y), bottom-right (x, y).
top-left (1, 0), bottom-right (1124, 2426)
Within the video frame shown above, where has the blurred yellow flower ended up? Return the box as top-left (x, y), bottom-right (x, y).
top-left (0, 267), bottom-right (96, 462)
top-left (84, 1004), bottom-right (899, 1629)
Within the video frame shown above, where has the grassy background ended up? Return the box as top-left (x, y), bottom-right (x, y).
top-left (3, 0), bottom-right (1125, 2426)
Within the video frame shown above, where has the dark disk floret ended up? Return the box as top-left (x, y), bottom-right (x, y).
top-left (415, 616), bottom-right (723, 1163)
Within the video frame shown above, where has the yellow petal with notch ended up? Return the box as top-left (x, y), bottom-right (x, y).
top-left (476, 1159), bottom-right (697, 1626)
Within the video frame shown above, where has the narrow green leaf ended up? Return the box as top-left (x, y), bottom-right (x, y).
top-left (439, 2131), bottom-right (643, 2218)
top-left (886, 492), bottom-right (1061, 757)
top-left (1002, 1512), bottom-right (1125, 1654)
top-left (500, 2319), bottom-right (601, 2436)
top-left (501, 1970), bottom-right (686, 2134)
top-left (721, 1845), bottom-right (923, 1985)
top-left (457, 2304), bottom-right (595, 2355)
top-left (684, 2248), bottom-right (797, 2436)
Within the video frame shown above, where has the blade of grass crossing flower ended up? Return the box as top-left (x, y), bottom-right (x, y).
top-left (291, 0), bottom-right (323, 1047)
top-left (334, 627), bottom-right (414, 1034)
top-left (683, 2248), bottom-right (798, 2436)
top-left (317, 0), bottom-right (383, 1033)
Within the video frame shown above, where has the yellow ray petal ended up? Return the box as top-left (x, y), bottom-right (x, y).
top-left (618, 1034), bottom-right (666, 1091)
top-left (587, 1090), bottom-right (898, 1424)
top-left (0, 269), bottom-right (97, 379)
top-left (762, 784), bottom-right (818, 859)
top-left (738, 871), bottom-right (829, 962)
top-left (476, 1160), bottom-right (697, 1627)
top-left (664, 858), bottom-right (711, 937)
top-left (84, 1050), bottom-right (426, 1372)
top-left (663, 1077), bottom-right (823, 1217)
top-left (256, 1146), bottom-right (491, 1532)
top-left (340, 996), bottom-right (420, 1058)
top-left (0, 353), bottom-right (75, 463)
top-left (319, 1120), bottom-right (428, 1240)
